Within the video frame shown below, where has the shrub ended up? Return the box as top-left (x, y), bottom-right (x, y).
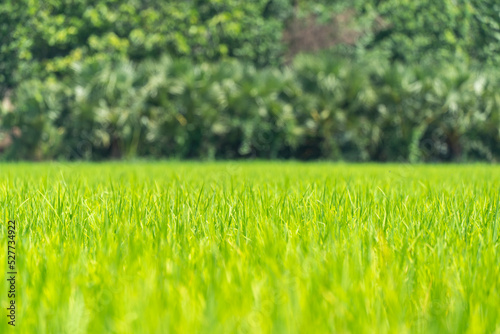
top-left (2, 54), bottom-right (499, 162)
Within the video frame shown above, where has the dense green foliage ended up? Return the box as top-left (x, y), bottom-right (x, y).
top-left (357, 0), bottom-right (500, 65)
top-left (1, 0), bottom-right (500, 161)
top-left (1, 163), bottom-right (499, 332)
top-left (1, 0), bottom-right (289, 94)
top-left (3, 55), bottom-right (499, 161)
top-left (2, 0), bottom-right (499, 92)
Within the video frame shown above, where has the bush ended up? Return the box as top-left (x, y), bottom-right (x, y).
top-left (2, 54), bottom-right (499, 162)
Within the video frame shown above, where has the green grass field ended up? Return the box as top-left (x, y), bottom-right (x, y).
top-left (1, 162), bottom-right (499, 333)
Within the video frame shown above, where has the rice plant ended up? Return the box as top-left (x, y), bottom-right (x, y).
top-left (0, 162), bottom-right (499, 333)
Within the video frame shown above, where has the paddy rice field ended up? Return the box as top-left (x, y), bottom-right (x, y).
top-left (0, 162), bottom-right (499, 333)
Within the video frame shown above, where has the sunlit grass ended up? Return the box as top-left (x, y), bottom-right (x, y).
top-left (1, 162), bottom-right (499, 333)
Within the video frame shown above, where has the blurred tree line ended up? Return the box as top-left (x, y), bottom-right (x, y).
top-left (1, 0), bottom-right (499, 161)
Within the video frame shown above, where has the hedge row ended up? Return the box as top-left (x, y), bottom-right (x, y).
top-left (2, 55), bottom-right (499, 161)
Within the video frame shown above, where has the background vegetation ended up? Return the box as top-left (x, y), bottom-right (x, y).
top-left (1, 0), bottom-right (499, 161)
